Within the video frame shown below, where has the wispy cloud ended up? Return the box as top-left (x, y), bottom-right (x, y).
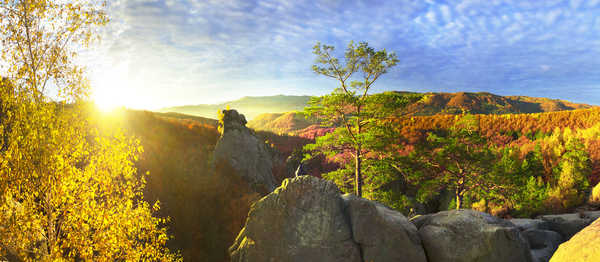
top-left (85, 0), bottom-right (600, 108)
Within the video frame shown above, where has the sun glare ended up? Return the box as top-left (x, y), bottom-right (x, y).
top-left (91, 62), bottom-right (130, 112)
top-left (93, 91), bottom-right (121, 112)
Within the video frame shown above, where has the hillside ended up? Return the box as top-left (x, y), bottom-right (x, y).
top-left (158, 95), bottom-right (311, 120)
top-left (247, 111), bottom-right (314, 134)
top-left (405, 92), bottom-right (592, 115)
top-left (95, 109), bottom-right (256, 262)
top-left (247, 92), bottom-right (594, 134)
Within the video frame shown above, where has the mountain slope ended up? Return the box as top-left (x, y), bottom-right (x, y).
top-left (158, 95), bottom-right (311, 120)
top-left (404, 92), bottom-right (592, 115)
top-left (247, 92), bottom-right (594, 134)
top-left (247, 112), bottom-right (314, 134)
top-left (95, 109), bottom-right (256, 262)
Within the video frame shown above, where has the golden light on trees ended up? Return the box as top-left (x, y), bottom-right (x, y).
top-left (0, 0), bottom-right (180, 260)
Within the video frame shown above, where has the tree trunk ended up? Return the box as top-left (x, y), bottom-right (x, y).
top-left (355, 149), bottom-right (362, 197)
top-left (456, 189), bottom-right (463, 210)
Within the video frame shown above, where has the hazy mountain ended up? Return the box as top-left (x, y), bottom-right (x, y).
top-left (157, 95), bottom-right (311, 120)
top-left (246, 92), bottom-right (595, 134)
top-left (402, 91), bottom-right (593, 115)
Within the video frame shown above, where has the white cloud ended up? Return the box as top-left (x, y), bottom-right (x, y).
top-left (79, 0), bottom-right (600, 108)
top-left (440, 5), bottom-right (452, 23)
top-left (425, 10), bottom-right (437, 24)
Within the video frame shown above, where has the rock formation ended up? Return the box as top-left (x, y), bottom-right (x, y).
top-left (342, 194), bottom-right (428, 262)
top-left (213, 109), bottom-right (277, 194)
top-left (414, 209), bottom-right (533, 262)
top-left (229, 176), bottom-right (362, 262)
top-left (523, 229), bottom-right (562, 262)
top-left (550, 217), bottom-right (600, 262)
top-left (538, 213), bottom-right (594, 241)
top-left (227, 173), bottom-right (600, 262)
top-left (509, 218), bottom-right (562, 262)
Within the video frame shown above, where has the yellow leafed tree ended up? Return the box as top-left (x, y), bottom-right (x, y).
top-left (0, 0), bottom-right (179, 261)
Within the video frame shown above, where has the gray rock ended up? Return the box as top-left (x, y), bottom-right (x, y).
top-left (538, 213), bottom-right (592, 241)
top-left (582, 210), bottom-right (600, 221)
top-left (522, 229), bottom-right (562, 262)
top-left (213, 109), bottom-right (277, 194)
top-left (418, 209), bottom-right (533, 262)
top-left (229, 176), bottom-right (362, 262)
top-left (342, 194), bottom-right (428, 262)
top-left (510, 218), bottom-right (550, 231)
top-left (410, 214), bottom-right (433, 229)
top-left (550, 218), bottom-right (600, 262)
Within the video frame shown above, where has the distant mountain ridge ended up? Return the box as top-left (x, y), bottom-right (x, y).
top-left (242, 92), bottom-right (595, 134)
top-left (402, 91), bottom-right (592, 115)
top-left (157, 95), bottom-right (311, 120)
top-left (157, 92), bottom-right (594, 131)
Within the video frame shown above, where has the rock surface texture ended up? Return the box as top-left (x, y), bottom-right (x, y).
top-left (550, 217), bottom-right (600, 262)
top-left (227, 172), bottom-right (600, 262)
top-left (342, 194), bottom-right (428, 262)
top-left (230, 176), bottom-right (432, 262)
top-left (229, 176), bottom-right (362, 262)
top-left (213, 109), bottom-right (277, 194)
top-left (415, 209), bottom-right (533, 262)
top-left (522, 229), bottom-right (562, 262)
top-left (538, 213), bottom-right (593, 241)
top-left (509, 218), bottom-right (562, 262)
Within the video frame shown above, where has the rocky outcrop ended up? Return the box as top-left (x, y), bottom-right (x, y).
top-left (510, 218), bottom-right (550, 231)
top-left (227, 174), bottom-right (600, 262)
top-left (415, 209), bottom-right (533, 262)
top-left (213, 109), bottom-right (277, 194)
top-left (538, 213), bottom-right (594, 241)
top-left (550, 217), bottom-right (600, 262)
top-left (522, 229), bottom-right (562, 262)
top-left (509, 218), bottom-right (560, 262)
top-left (229, 176), bottom-right (546, 262)
top-left (230, 176), bottom-right (433, 262)
top-left (229, 176), bottom-right (362, 262)
top-left (342, 194), bottom-right (428, 262)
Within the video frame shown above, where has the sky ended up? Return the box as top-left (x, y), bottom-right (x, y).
top-left (86, 0), bottom-right (600, 109)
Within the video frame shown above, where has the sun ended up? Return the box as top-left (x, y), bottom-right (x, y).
top-left (90, 61), bottom-right (157, 112)
top-left (93, 91), bottom-right (121, 112)
top-left (90, 62), bottom-right (130, 112)
top-left (92, 80), bottom-right (124, 112)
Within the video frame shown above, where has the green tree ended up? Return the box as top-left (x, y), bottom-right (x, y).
top-left (548, 138), bottom-right (591, 209)
top-left (409, 115), bottom-right (497, 209)
top-left (305, 41), bottom-right (400, 197)
top-left (0, 0), bottom-right (178, 260)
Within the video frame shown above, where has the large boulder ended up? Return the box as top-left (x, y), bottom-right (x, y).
top-left (538, 213), bottom-right (593, 241)
top-left (550, 217), bottom-right (600, 262)
top-left (509, 218), bottom-right (550, 231)
top-left (416, 209), bottom-right (533, 262)
top-left (342, 194), bottom-right (428, 262)
top-left (229, 176), bottom-right (362, 262)
top-left (510, 218), bottom-right (560, 262)
top-left (213, 109), bottom-right (277, 194)
top-left (522, 229), bottom-right (562, 262)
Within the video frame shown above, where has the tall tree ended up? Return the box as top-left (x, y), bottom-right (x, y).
top-left (408, 115), bottom-right (497, 209)
top-left (0, 0), bottom-right (178, 260)
top-left (305, 41), bottom-right (400, 197)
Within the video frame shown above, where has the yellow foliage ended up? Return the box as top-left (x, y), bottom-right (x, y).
top-left (0, 0), bottom-right (179, 260)
top-left (590, 183), bottom-right (600, 204)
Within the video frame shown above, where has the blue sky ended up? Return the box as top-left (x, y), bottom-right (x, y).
top-left (87, 0), bottom-right (600, 109)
